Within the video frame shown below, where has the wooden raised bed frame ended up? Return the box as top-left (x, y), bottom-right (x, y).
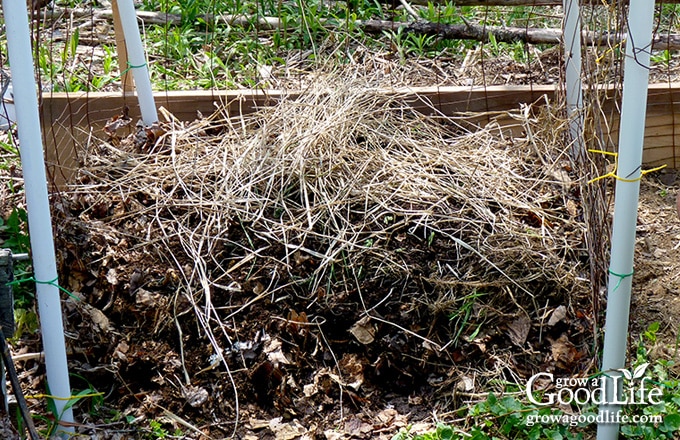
top-left (41, 83), bottom-right (680, 186)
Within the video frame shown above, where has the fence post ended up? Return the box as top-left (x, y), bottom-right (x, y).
top-left (2, 1), bottom-right (75, 435)
top-left (597, 1), bottom-right (655, 439)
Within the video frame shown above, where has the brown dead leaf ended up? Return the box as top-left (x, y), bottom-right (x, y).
top-left (373, 408), bottom-right (408, 432)
top-left (303, 382), bottom-right (317, 397)
top-left (344, 416), bottom-right (362, 433)
top-left (103, 107), bottom-right (132, 137)
top-left (252, 281), bottom-right (264, 295)
top-left (549, 334), bottom-right (580, 370)
top-left (376, 408), bottom-right (398, 425)
top-left (293, 251), bottom-right (311, 266)
top-left (183, 385), bottom-right (209, 408)
top-left (129, 269), bottom-right (144, 294)
top-left (286, 310), bottom-right (309, 337)
top-left (547, 305), bottom-right (568, 326)
top-left (339, 353), bottom-right (364, 390)
top-left (456, 375), bottom-right (474, 392)
top-left (551, 168), bottom-right (572, 188)
top-left (136, 288), bottom-right (161, 308)
top-left (146, 123), bottom-right (167, 144)
top-left (247, 418), bottom-right (270, 430)
top-left (113, 341), bottom-right (129, 362)
top-left (113, 200), bottom-right (127, 217)
top-left (264, 338), bottom-right (292, 366)
top-left (506, 314), bottom-right (531, 346)
top-left (522, 209), bottom-right (553, 228)
top-left (566, 199), bottom-right (579, 217)
top-left (268, 418), bottom-right (307, 440)
top-left (105, 268), bottom-right (118, 285)
top-left (84, 304), bottom-right (110, 333)
top-left (349, 316), bottom-right (375, 344)
top-left (324, 430), bottom-right (346, 440)
top-left (408, 395), bottom-right (423, 405)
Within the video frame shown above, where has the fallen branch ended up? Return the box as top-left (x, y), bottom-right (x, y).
top-left (360, 19), bottom-right (680, 51)
top-left (362, 19), bottom-right (561, 44)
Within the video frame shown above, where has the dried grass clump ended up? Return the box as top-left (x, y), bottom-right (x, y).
top-left (64, 75), bottom-right (588, 364)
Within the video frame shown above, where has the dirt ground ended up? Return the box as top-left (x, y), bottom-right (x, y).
top-left (630, 172), bottom-right (680, 354)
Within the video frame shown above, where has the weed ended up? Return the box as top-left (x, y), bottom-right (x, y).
top-left (486, 32), bottom-right (501, 58)
top-left (0, 137), bottom-right (18, 157)
top-left (12, 306), bottom-right (39, 340)
top-left (0, 0), bottom-right (574, 92)
top-left (405, 32), bottom-right (438, 57)
top-left (145, 419), bottom-right (183, 439)
top-left (427, 231), bottom-right (435, 247)
top-left (32, 381), bottom-right (104, 437)
top-left (651, 49), bottom-right (672, 66)
top-left (480, 31), bottom-right (532, 64)
top-left (448, 290), bottom-right (485, 346)
top-left (147, 420), bottom-right (168, 438)
top-left (392, 422), bottom-right (459, 440)
top-left (392, 395), bottom-right (585, 439)
top-left (616, 322), bottom-right (680, 439)
top-left (0, 207), bottom-right (30, 253)
top-left (90, 44), bottom-right (119, 88)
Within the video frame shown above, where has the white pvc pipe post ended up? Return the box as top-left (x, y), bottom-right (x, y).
top-left (2, 0), bottom-right (75, 436)
top-left (597, 1), bottom-right (655, 439)
top-left (563, 0), bottom-right (584, 159)
top-left (116, 0), bottom-right (158, 125)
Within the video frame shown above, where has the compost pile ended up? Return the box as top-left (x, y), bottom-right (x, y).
top-left (51, 76), bottom-right (593, 437)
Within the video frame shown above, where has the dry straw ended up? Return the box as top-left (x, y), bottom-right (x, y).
top-left (62, 72), bottom-right (590, 414)
top-left (69, 73), bottom-right (589, 327)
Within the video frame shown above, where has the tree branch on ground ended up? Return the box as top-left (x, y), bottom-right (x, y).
top-left (360, 19), bottom-right (680, 51)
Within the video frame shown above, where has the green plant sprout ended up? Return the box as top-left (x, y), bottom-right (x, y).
top-left (448, 289), bottom-right (485, 346)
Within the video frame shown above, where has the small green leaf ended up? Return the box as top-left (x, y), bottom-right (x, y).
top-left (662, 414), bottom-right (680, 432)
top-left (436, 423), bottom-right (454, 440)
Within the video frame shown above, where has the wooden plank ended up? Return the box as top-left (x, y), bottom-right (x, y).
top-left (40, 89), bottom-right (288, 185)
top-left (111, 0), bottom-right (134, 92)
top-left (39, 83), bottom-right (680, 187)
top-left (607, 109), bottom-right (680, 169)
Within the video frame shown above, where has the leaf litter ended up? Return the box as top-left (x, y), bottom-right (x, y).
top-left (45, 72), bottom-right (599, 438)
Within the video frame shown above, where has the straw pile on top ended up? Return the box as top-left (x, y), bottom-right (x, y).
top-left (60, 74), bottom-right (588, 378)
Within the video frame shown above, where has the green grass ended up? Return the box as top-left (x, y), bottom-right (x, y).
top-left (0, 0), bottom-right (673, 92)
top-left (447, 289), bottom-right (486, 347)
top-left (0, 0), bottom-right (669, 92)
top-left (0, 0), bottom-right (585, 93)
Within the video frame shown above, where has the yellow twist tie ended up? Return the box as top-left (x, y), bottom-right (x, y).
top-left (587, 149), bottom-right (666, 184)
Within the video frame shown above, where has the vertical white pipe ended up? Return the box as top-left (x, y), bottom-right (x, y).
top-left (597, 1), bottom-right (655, 439)
top-left (116, 0), bottom-right (158, 125)
top-left (2, 0), bottom-right (75, 435)
top-left (563, 0), bottom-right (584, 159)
